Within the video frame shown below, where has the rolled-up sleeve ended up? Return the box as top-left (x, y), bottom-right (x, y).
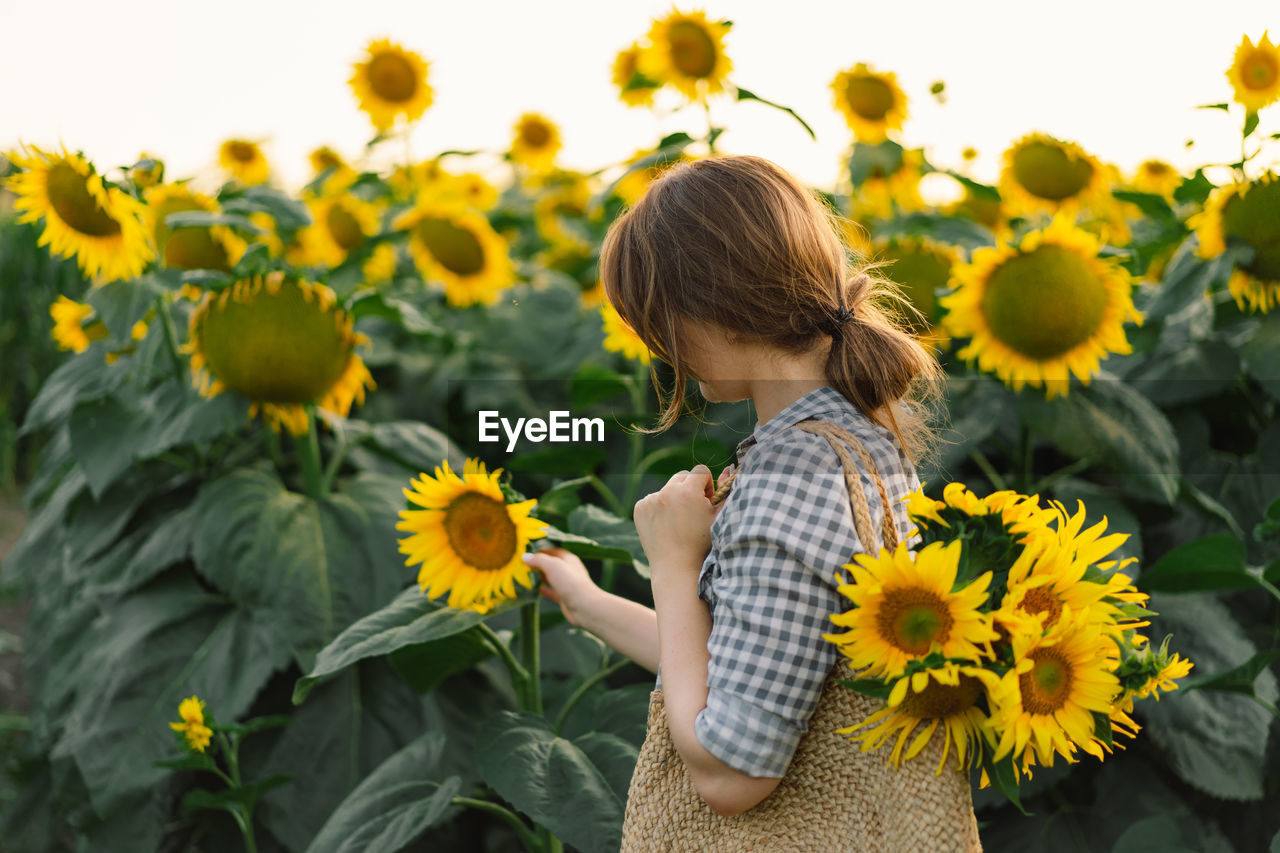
top-left (693, 436), bottom-right (866, 778)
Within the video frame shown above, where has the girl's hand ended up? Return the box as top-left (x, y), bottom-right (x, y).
top-left (634, 464), bottom-right (723, 571)
top-left (522, 547), bottom-right (603, 629)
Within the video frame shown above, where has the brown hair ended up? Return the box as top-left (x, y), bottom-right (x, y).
top-left (598, 153), bottom-right (942, 465)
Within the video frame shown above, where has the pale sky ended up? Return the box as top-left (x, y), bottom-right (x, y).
top-left (3, 0), bottom-right (1276, 194)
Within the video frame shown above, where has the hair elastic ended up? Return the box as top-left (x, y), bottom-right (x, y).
top-left (818, 305), bottom-right (855, 337)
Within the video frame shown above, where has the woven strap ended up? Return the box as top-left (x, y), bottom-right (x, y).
top-left (711, 417), bottom-right (899, 553)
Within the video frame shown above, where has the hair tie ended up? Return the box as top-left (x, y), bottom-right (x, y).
top-left (818, 304), bottom-right (855, 337)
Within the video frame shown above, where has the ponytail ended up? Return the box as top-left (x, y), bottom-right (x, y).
top-left (822, 272), bottom-right (943, 467)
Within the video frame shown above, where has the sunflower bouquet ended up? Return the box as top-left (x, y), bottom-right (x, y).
top-left (824, 482), bottom-right (1192, 802)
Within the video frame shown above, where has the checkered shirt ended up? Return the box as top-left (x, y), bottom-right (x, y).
top-left (653, 385), bottom-right (923, 778)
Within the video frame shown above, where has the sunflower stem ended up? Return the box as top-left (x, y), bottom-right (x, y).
top-left (1018, 425), bottom-right (1034, 493)
top-left (296, 406), bottom-right (325, 500)
top-left (451, 797), bottom-right (543, 852)
top-left (622, 359), bottom-right (651, 513)
top-left (541, 827), bottom-right (564, 853)
top-left (476, 622), bottom-right (530, 691)
top-left (552, 656), bottom-right (631, 735)
top-left (520, 600), bottom-right (542, 716)
top-left (585, 475), bottom-right (626, 518)
top-left (967, 449), bottom-right (1008, 492)
top-left (154, 293), bottom-right (187, 387)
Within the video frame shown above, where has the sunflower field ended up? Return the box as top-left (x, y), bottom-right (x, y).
top-left (1, 9), bottom-right (1280, 853)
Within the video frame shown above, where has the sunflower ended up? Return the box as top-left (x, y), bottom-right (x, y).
top-left (350, 38), bottom-right (433, 131)
top-left (49, 295), bottom-right (106, 353)
top-left (1228, 32), bottom-right (1280, 112)
top-left (1133, 652), bottom-right (1193, 701)
top-left (362, 242), bottom-right (399, 287)
top-left (601, 302), bottom-right (652, 364)
top-left (1130, 160), bottom-right (1181, 198)
top-left (396, 458), bottom-right (549, 614)
top-left (831, 63), bottom-right (909, 143)
top-left (532, 170), bottom-right (592, 241)
top-left (218, 139), bottom-right (270, 185)
top-left (613, 148), bottom-right (696, 207)
top-left (996, 535), bottom-right (1128, 635)
top-left (843, 662), bottom-right (1000, 773)
top-left (130, 152), bottom-right (164, 189)
top-left (940, 217), bottom-right (1142, 398)
top-left (613, 42), bottom-right (660, 107)
top-left (905, 482), bottom-right (1059, 545)
top-left (146, 183), bottom-right (247, 273)
top-left (875, 236), bottom-right (961, 346)
top-left (169, 695), bottom-right (214, 754)
top-left (510, 113), bottom-right (562, 172)
top-left (999, 133), bottom-right (1109, 217)
top-left (639, 8), bottom-right (733, 102)
top-left (294, 192), bottom-right (381, 268)
top-left (849, 147), bottom-right (925, 219)
top-left (1193, 172), bottom-right (1280, 312)
top-left (536, 236), bottom-right (599, 297)
top-left (186, 272), bottom-right (375, 435)
top-left (5, 145), bottom-right (154, 282)
top-left (824, 540), bottom-right (999, 680)
top-left (394, 199), bottom-right (514, 307)
top-left (988, 615), bottom-right (1124, 774)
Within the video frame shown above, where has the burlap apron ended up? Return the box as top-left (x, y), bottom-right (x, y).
top-left (619, 420), bottom-right (984, 852)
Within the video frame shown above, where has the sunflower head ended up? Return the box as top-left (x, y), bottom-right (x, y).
top-left (186, 272), bottom-right (374, 434)
top-left (5, 144), bottom-right (154, 282)
top-left (349, 38), bottom-right (433, 131)
top-left (293, 192), bottom-right (380, 268)
top-left (824, 540), bottom-right (999, 680)
top-left (601, 302), bottom-right (652, 364)
top-left (638, 8), bottom-right (733, 102)
top-left (1193, 173), bottom-right (1280, 312)
top-left (396, 458), bottom-right (549, 614)
top-left (218, 139), bottom-right (270, 185)
top-left (613, 42), bottom-right (661, 107)
top-left (130, 153), bottom-right (164, 189)
top-left (1131, 160), bottom-right (1181, 198)
top-left (1228, 32), bottom-right (1280, 112)
top-left (940, 217), bottom-right (1142, 397)
top-left (146, 183), bottom-right (247, 273)
top-left (1000, 133), bottom-right (1108, 216)
top-left (510, 113), bottom-right (562, 172)
top-left (831, 63), bottom-right (909, 143)
top-left (393, 199), bottom-right (514, 307)
top-left (875, 236), bottom-right (961, 341)
top-left (50, 295), bottom-right (106, 353)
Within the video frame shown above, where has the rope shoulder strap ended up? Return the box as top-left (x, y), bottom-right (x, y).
top-left (711, 417), bottom-right (899, 553)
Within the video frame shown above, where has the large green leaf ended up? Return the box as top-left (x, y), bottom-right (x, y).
top-left (193, 468), bottom-right (409, 666)
top-left (305, 732), bottom-right (463, 853)
top-left (1242, 312), bottom-right (1280, 401)
top-left (475, 711), bottom-right (628, 853)
top-left (1017, 376), bottom-right (1181, 504)
top-left (19, 350), bottom-right (125, 435)
top-left (48, 575), bottom-right (291, 817)
top-left (567, 504), bottom-right (649, 577)
top-left (1139, 594), bottom-right (1278, 800)
top-left (68, 396), bottom-right (146, 499)
top-left (294, 586), bottom-right (525, 703)
top-left (1122, 340), bottom-right (1239, 407)
top-left (1136, 534), bottom-right (1254, 592)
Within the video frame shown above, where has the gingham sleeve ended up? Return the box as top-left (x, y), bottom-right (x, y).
top-left (692, 432), bottom-right (866, 778)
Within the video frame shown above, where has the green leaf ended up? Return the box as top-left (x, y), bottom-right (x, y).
top-left (293, 586), bottom-right (524, 703)
top-left (1139, 248), bottom-right (1237, 323)
top-left (347, 420), bottom-right (461, 477)
top-left (848, 140), bottom-right (904, 187)
top-left (1140, 594), bottom-right (1278, 800)
top-left (388, 628), bottom-right (495, 694)
top-left (506, 446), bottom-right (606, 475)
top-left (1122, 340), bottom-right (1238, 406)
top-left (1112, 190), bottom-right (1176, 224)
top-left (305, 732), bottom-right (463, 853)
top-left (180, 775), bottom-right (293, 813)
top-left (48, 575), bottom-right (292, 817)
top-left (1244, 111), bottom-right (1260, 139)
top-left (20, 349), bottom-right (125, 435)
top-left (1112, 816), bottom-right (1195, 853)
top-left (570, 363), bottom-right (632, 408)
top-left (733, 86), bottom-right (816, 140)
top-left (1182, 650), bottom-right (1280, 696)
top-left (68, 396), bottom-right (145, 499)
top-left (163, 210), bottom-right (263, 234)
top-left (220, 184), bottom-right (312, 232)
top-left (475, 711), bottom-right (627, 853)
top-left (1241, 312), bottom-right (1280, 401)
top-left (1137, 534), bottom-right (1252, 592)
top-left (984, 751), bottom-right (1028, 815)
top-left (1017, 376), bottom-right (1181, 504)
top-left (834, 678), bottom-right (892, 700)
top-left (1196, 102), bottom-right (1231, 111)
top-left (567, 504), bottom-right (649, 577)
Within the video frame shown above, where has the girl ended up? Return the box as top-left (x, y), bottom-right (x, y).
top-left (523, 155), bottom-right (959, 833)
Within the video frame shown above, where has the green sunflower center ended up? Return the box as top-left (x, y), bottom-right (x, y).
top-left (368, 52), bottom-right (418, 103)
top-left (413, 216), bottom-right (486, 276)
top-left (158, 197), bottom-right (231, 272)
top-left (1220, 180), bottom-right (1280, 280)
top-left (1011, 141), bottom-right (1094, 202)
top-left (879, 588), bottom-right (953, 655)
top-left (227, 142), bottom-right (259, 164)
top-left (844, 75), bottom-right (896, 121)
top-left (1243, 51), bottom-right (1279, 89)
top-left (520, 120), bottom-right (553, 149)
top-left (1020, 648), bottom-right (1074, 714)
top-left (1140, 161), bottom-right (1172, 179)
top-left (46, 163), bottom-right (123, 238)
top-left (667, 20), bottom-right (717, 78)
top-left (198, 276), bottom-right (351, 403)
top-left (901, 674), bottom-right (983, 719)
top-left (881, 244), bottom-right (951, 330)
top-left (981, 244), bottom-right (1108, 360)
top-left (313, 149), bottom-right (343, 171)
top-left (443, 491), bottom-right (518, 571)
top-left (326, 204), bottom-right (366, 251)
